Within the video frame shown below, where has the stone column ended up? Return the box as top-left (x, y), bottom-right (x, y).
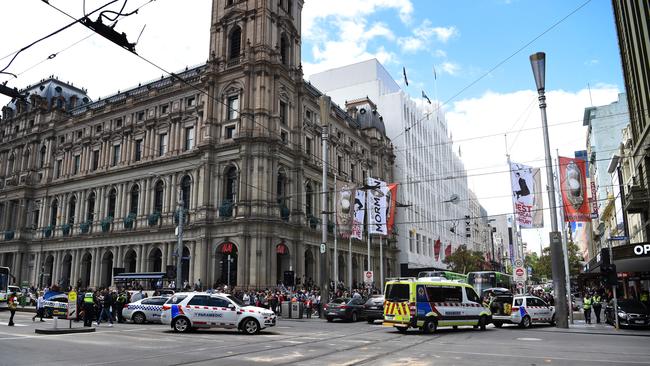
top-left (137, 244), bottom-right (144, 273)
top-left (188, 241), bottom-right (196, 285)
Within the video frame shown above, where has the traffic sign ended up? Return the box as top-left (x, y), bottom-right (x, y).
top-left (514, 265), bottom-right (527, 282)
top-left (516, 281), bottom-right (524, 289)
top-left (67, 290), bottom-right (77, 320)
top-left (320, 243), bottom-right (326, 254)
top-left (515, 268), bottom-right (525, 277)
top-left (364, 271), bottom-right (374, 284)
top-left (514, 259), bottom-right (524, 268)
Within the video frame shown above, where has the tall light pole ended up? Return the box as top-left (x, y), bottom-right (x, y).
top-left (175, 188), bottom-right (184, 291)
top-left (319, 96), bottom-right (331, 302)
top-left (530, 52), bottom-right (568, 328)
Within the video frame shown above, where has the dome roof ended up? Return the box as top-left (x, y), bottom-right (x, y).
top-left (6, 78), bottom-right (91, 111)
top-left (356, 105), bottom-right (386, 134)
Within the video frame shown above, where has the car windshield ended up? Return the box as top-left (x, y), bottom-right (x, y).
top-left (385, 284), bottom-right (409, 302)
top-left (618, 300), bottom-right (648, 313)
top-left (331, 298), bottom-right (350, 304)
top-left (226, 294), bottom-right (245, 307)
top-left (166, 295), bottom-right (187, 305)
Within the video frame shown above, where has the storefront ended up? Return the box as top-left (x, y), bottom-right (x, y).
top-left (582, 242), bottom-right (650, 299)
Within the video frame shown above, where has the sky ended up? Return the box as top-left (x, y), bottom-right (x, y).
top-left (0, 0), bottom-right (625, 255)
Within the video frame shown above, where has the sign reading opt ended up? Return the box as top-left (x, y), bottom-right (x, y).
top-left (633, 244), bottom-right (650, 256)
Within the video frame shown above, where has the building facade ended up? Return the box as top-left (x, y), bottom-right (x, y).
top-left (310, 59), bottom-right (473, 274)
top-left (0, 0), bottom-right (396, 290)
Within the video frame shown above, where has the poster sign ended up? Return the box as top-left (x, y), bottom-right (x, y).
top-left (510, 162), bottom-right (543, 228)
top-left (559, 157), bottom-right (590, 222)
top-left (337, 184), bottom-right (353, 238)
top-left (67, 290), bottom-right (77, 320)
top-left (350, 189), bottom-right (366, 240)
top-left (364, 271), bottom-right (374, 285)
top-left (367, 177), bottom-right (388, 235)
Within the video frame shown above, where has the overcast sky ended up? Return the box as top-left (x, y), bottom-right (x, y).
top-left (0, 0), bottom-right (624, 254)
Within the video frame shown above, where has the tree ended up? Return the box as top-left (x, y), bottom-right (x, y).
top-left (533, 241), bottom-right (584, 281)
top-left (443, 245), bottom-right (486, 274)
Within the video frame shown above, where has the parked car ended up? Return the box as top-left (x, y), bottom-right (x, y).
top-left (605, 299), bottom-right (650, 328)
top-left (324, 297), bottom-right (366, 322)
top-left (361, 295), bottom-right (384, 324)
top-left (123, 296), bottom-right (168, 324)
top-left (490, 295), bottom-right (555, 328)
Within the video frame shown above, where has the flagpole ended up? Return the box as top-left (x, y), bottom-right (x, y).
top-left (505, 135), bottom-right (520, 268)
top-left (379, 236), bottom-right (383, 294)
top-left (348, 235), bottom-right (352, 291)
top-left (366, 173), bottom-right (372, 288)
top-left (334, 172), bottom-right (338, 295)
top-left (556, 150), bottom-right (573, 324)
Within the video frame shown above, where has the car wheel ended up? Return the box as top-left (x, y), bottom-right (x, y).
top-left (132, 312), bottom-right (146, 324)
top-left (326, 317), bottom-right (333, 322)
top-left (549, 315), bottom-right (556, 326)
top-left (242, 318), bottom-right (260, 335)
top-left (367, 318), bottom-right (375, 324)
top-left (452, 326), bottom-right (458, 330)
top-left (422, 318), bottom-right (437, 334)
top-left (351, 312), bottom-right (358, 322)
top-left (519, 316), bottom-right (531, 328)
top-left (479, 316), bottom-right (487, 331)
top-left (44, 308), bottom-right (53, 318)
top-left (397, 326), bottom-right (408, 334)
top-left (172, 317), bottom-right (191, 333)
top-left (493, 321), bottom-right (503, 328)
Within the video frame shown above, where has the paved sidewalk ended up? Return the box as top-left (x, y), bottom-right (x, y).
top-left (535, 320), bottom-right (650, 337)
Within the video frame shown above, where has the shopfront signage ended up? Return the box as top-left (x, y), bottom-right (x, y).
top-left (633, 244), bottom-right (650, 256)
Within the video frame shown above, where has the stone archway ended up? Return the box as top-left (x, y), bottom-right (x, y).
top-left (352, 256), bottom-right (360, 288)
top-left (337, 254), bottom-right (346, 284)
top-left (276, 242), bottom-right (290, 285)
top-left (181, 246), bottom-right (190, 285)
top-left (100, 250), bottom-right (114, 288)
top-left (304, 249), bottom-right (315, 287)
top-left (124, 249), bottom-right (137, 273)
top-left (148, 247), bottom-right (163, 272)
top-left (44, 254), bottom-right (54, 287)
top-left (215, 242), bottom-right (238, 287)
top-left (61, 254), bottom-right (72, 288)
top-left (80, 252), bottom-right (92, 288)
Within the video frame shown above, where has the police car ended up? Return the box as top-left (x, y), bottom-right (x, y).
top-left (161, 292), bottom-right (277, 334)
top-left (490, 294), bottom-right (555, 328)
top-left (43, 293), bottom-right (68, 318)
top-left (383, 277), bottom-right (491, 334)
top-left (123, 296), bottom-right (168, 324)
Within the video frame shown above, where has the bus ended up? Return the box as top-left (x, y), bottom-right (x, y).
top-left (418, 270), bottom-right (468, 283)
top-left (467, 271), bottom-right (513, 297)
top-left (0, 266), bottom-right (9, 309)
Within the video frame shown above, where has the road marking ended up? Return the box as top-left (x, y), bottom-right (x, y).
top-left (433, 349), bottom-right (650, 364)
top-left (516, 337), bottom-right (542, 341)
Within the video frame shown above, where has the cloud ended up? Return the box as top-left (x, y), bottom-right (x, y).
top-left (445, 86), bottom-right (621, 253)
top-left (398, 20), bottom-right (458, 53)
top-left (585, 59), bottom-right (600, 66)
top-left (439, 62), bottom-right (461, 75)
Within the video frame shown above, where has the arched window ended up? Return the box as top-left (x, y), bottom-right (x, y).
top-left (108, 189), bottom-right (117, 218)
top-left (305, 182), bottom-right (313, 216)
top-left (229, 26), bottom-right (241, 60)
top-left (180, 176), bottom-right (191, 210)
top-left (22, 149), bottom-right (30, 171)
top-left (68, 196), bottom-right (76, 224)
top-left (130, 185), bottom-right (139, 215)
top-left (154, 181), bottom-right (164, 213)
top-left (225, 166), bottom-right (238, 203)
top-left (50, 199), bottom-right (58, 227)
top-left (277, 169), bottom-right (287, 201)
top-left (280, 35), bottom-right (289, 66)
top-left (7, 154), bottom-right (15, 175)
top-left (87, 193), bottom-right (95, 222)
top-left (39, 146), bottom-right (47, 168)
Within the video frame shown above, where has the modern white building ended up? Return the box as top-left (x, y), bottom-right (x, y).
top-left (310, 59), bottom-right (472, 274)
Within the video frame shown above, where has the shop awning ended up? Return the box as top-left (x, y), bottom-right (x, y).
top-left (113, 272), bottom-right (166, 281)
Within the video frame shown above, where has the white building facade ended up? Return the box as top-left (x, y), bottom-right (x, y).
top-left (310, 59), bottom-right (472, 274)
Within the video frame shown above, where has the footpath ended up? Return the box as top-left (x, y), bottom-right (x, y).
top-left (535, 319), bottom-right (650, 337)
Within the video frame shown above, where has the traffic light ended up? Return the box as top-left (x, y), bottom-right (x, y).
top-left (600, 248), bottom-right (610, 272)
top-left (601, 264), bottom-right (618, 287)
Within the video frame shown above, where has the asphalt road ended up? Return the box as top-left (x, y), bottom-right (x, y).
top-left (0, 312), bottom-right (649, 366)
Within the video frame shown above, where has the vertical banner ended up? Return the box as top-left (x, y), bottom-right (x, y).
top-left (385, 184), bottom-right (398, 235)
top-left (367, 177), bottom-right (388, 236)
top-left (434, 239), bottom-right (441, 261)
top-left (350, 189), bottom-right (366, 240)
top-left (336, 184), bottom-right (353, 238)
top-left (559, 157), bottom-right (590, 222)
top-left (444, 243), bottom-right (452, 258)
top-left (510, 162), bottom-right (543, 228)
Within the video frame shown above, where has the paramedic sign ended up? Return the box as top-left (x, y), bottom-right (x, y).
top-left (364, 271), bottom-right (374, 285)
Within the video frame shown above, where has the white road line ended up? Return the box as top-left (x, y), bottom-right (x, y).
top-left (433, 349), bottom-right (650, 364)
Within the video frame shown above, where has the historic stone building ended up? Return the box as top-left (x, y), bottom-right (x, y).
top-left (0, 0), bottom-right (395, 289)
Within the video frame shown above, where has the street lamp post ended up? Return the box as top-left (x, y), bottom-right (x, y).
top-left (175, 189), bottom-right (184, 291)
top-left (530, 52), bottom-right (568, 328)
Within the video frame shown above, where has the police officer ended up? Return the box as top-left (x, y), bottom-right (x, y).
top-left (83, 290), bottom-right (96, 327)
top-left (592, 292), bottom-right (602, 324)
top-left (115, 290), bottom-right (127, 323)
top-left (583, 292), bottom-right (592, 324)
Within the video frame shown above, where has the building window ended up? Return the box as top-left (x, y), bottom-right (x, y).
top-left (305, 110), bottom-right (312, 121)
top-left (50, 199), bottom-right (58, 227)
top-left (186, 97), bottom-right (195, 107)
top-left (59, 136), bottom-right (65, 144)
top-left (184, 127), bottom-right (194, 151)
top-left (112, 145), bottom-right (121, 167)
top-left (227, 96), bottom-right (239, 120)
top-left (137, 111), bottom-right (145, 121)
top-left (87, 193), bottom-right (95, 222)
top-left (33, 208), bottom-right (39, 228)
top-left (350, 163), bottom-right (355, 181)
top-left (337, 156), bottom-right (343, 174)
top-left (55, 159), bottom-right (62, 178)
top-left (280, 36), bottom-right (289, 66)
top-left (68, 196), bottom-right (76, 225)
top-left (229, 26), bottom-right (241, 60)
top-left (39, 146), bottom-right (47, 168)
top-left (305, 136), bottom-right (312, 156)
top-left (160, 104), bottom-right (168, 114)
top-left (95, 124), bottom-right (102, 133)
top-left (181, 176), bottom-right (191, 210)
top-left (130, 185), bottom-right (139, 215)
top-left (134, 139), bottom-right (142, 161)
top-left (280, 130), bottom-right (288, 144)
top-left (108, 189), bottom-right (117, 218)
top-left (409, 230), bottom-right (415, 252)
top-left (305, 183), bottom-right (313, 216)
top-left (115, 118), bottom-right (122, 128)
top-left (158, 134), bottom-right (168, 156)
top-left (77, 130), bottom-right (83, 139)
top-left (92, 150), bottom-right (100, 171)
top-left (154, 181), bottom-right (164, 213)
top-left (225, 125), bottom-right (236, 139)
top-left (73, 155), bottom-right (80, 175)
top-left (280, 101), bottom-right (288, 125)
top-left (224, 166), bottom-right (238, 202)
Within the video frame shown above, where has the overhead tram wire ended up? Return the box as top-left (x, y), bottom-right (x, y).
top-left (391, 0), bottom-right (594, 143)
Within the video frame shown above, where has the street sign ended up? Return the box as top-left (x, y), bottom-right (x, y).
top-left (514, 265), bottom-right (526, 282)
top-left (516, 281), bottom-right (524, 289)
top-left (67, 290), bottom-right (77, 320)
top-left (610, 236), bottom-right (627, 241)
top-left (320, 243), bottom-right (326, 254)
top-left (364, 271), bottom-right (374, 285)
top-left (514, 259), bottom-right (524, 268)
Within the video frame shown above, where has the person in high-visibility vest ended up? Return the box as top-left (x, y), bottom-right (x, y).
top-left (592, 292), bottom-right (603, 324)
top-left (83, 291), bottom-right (96, 327)
top-left (582, 293), bottom-right (592, 324)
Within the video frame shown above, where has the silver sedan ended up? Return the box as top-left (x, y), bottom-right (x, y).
top-left (123, 296), bottom-right (168, 324)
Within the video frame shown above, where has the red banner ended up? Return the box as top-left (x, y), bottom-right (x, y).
top-left (445, 244), bottom-right (452, 258)
top-left (434, 239), bottom-right (441, 261)
top-left (559, 157), bottom-right (590, 222)
top-left (276, 243), bottom-right (288, 255)
top-left (386, 184), bottom-right (398, 235)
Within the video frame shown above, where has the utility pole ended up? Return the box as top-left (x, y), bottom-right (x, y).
top-left (319, 96), bottom-right (331, 302)
top-left (176, 189), bottom-right (184, 291)
top-left (334, 172), bottom-right (338, 294)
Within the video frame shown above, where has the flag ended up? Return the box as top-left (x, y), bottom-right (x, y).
top-left (434, 239), bottom-right (441, 261)
top-left (403, 66), bottom-right (409, 86)
top-left (559, 157), bottom-right (590, 222)
top-left (445, 243), bottom-right (452, 258)
top-left (367, 177), bottom-right (388, 236)
top-left (350, 189), bottom-right (366, 240)
top-left (421, 90), bottom-right (431, 104)
top-left (336, 184), bottom-right (353, 238)
top-left (510, 162), bottom-right (543, 228)
top-left (385, 184), bottom-right (398, 235)
top-left (433, 65), bottom-right (437, 80)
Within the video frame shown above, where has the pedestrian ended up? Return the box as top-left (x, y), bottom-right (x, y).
top-left (33, 292), bottom-right (45, 322)
top-left (96, 290), bottom-right (113, 326)
top-left (115, 290), bottom-right (127, 323)
top-left (583, 292), bottom-right (592, 324)
top-left (315, 291), bottom-right (322, 318)
top-left (592, 292), bottom-right (602, 324)
top-left (83, 290), bottom-right (95, 327)
top-left (7, 292), bottom-right (18, 326)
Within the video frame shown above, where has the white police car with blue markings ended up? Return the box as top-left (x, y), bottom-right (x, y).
top-left (161, 292), bottom-right (277, 335)
top-left (123, 296), bottom-right (168, 324)
top-left (490, 295), bottom-right (555, 328)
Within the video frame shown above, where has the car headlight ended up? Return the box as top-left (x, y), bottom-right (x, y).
top-left (617, 311), bottom-right (628, 319)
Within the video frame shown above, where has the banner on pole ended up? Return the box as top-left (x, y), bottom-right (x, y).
top-left (350, 189), bottom-right (366, 240)
top-left (386, 183), bottom-right (398, 235)
top-left (510, 162), bottom-right (543, 228)
top-left (434, 238), bottom-right (441, 261)
top-left (367, 177), bottom-right (388, 236)
top-left (559, 157), bottom-right (590, 222)
top-left (336, 184), bottom-right (353, 238)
